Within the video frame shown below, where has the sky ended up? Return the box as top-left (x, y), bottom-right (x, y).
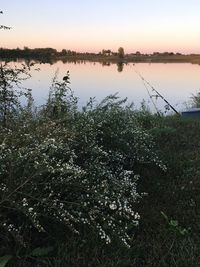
top-left (1, 0), bottom-right (200, 54)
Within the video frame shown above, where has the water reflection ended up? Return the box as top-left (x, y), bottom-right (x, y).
top-left (1, 59), bottom-right (200, 112)
top-left (3, 58), bottom-right (126, 73)
top-left (117, 62), bottom-right (124, 72)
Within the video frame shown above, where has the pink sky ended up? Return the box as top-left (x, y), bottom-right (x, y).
top-left (1, 0), bottom-right (200, 54)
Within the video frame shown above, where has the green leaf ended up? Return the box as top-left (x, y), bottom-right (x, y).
top-left (180, 229), bottom-right (189, 235)
top-left (170, 220), bottom-right (178, 227)
top-left (30, 246), bottom-right (54, 257)
top-left (0, 255), bottom-right (12, 267)
top-left (161, 211), bottom-right (168, 222)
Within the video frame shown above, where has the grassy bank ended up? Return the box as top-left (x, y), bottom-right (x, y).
top-left (0, 67), bottom-right (200, 266)
top-left (133, 115), bottom-right (200, 266)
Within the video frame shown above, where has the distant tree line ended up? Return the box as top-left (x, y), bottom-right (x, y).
top-left (0, 47), bottom-right (63, 59)
top-left (0, 46), bottom-right (186, 61)
top-left (0, 47), bottom-right (110, 59)
top-left (0, 47), bottom-right (127, 60)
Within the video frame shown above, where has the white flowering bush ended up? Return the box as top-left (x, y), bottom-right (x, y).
top-left (0, 63), bottom-right (32, 127)
top-left (0, 78), bottom-right (166, 255)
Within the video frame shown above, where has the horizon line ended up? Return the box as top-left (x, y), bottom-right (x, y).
top-left (1, 46), bottom-right (200, 55)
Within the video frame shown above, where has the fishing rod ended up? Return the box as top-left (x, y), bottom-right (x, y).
top-left (134, 68), bottom-right (161, 115)
top-left (133, 65), bottom-right (180, 115)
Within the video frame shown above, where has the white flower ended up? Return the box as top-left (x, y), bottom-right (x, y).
top-left (109, 203), bottom-right (117, 210)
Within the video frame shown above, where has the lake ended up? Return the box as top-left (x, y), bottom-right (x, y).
top-left (8, 60), bottom-right (200, 113)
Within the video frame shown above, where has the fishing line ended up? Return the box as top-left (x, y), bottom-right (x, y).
top-left (134, 67), bottom-right (160, 115)
top-left (132, 64), bottom-right (180, 115)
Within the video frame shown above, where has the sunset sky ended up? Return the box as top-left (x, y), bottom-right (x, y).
top-left (1, 0), bottom-right (200, 54)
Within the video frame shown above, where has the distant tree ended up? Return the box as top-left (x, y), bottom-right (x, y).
top-left (135, 51), bottom-right (141, 56)
top-left (118, 47), bottom-right (125, 59)
top-left (112, 52), bottom-right (118, 56)
top-left (102, 49), bottom-right (112, 56)
top-left (106, 49), bottom-right (111, 56)
top-left (61, 49), bottom-right (67, 56)
top-left (0, 10), bottom-right (11, 30)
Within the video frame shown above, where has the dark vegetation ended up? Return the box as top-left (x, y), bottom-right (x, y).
top-left (1, 47), bottom-right (200, 65)
top-left (0, 61), bottom-right (200, 266)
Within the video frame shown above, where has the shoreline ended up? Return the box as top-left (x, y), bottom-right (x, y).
top-left (1, 54), bottom-right (200, 65)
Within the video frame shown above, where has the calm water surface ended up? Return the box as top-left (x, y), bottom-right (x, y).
top-left (15, 61), bottom-right (200, 112)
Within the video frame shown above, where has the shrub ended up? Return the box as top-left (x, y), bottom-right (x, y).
top-left (191, 91), bottom-right (200, 108)
top-left (0, 75), bottom-right (166, 262)
top-left (0, 63), bottom-right (32, 127)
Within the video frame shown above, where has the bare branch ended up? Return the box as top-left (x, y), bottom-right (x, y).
top-left (0, 25), bottom-right (11, 30)
top-left (0, 10), bottom-right (11, 29)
